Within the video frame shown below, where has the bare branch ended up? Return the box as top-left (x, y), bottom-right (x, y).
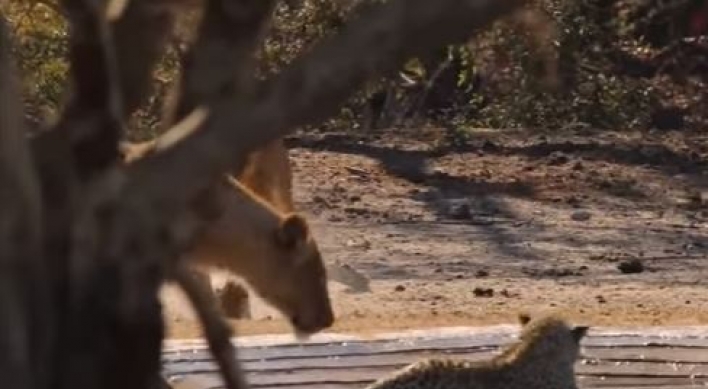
top-left (111, 1), bottom-right (174, 116)
top-left (51, 0), bottom-right (124, 178)
top-left (0, 13), bottom-right (43, 389)
top-left (127, 0), bottom-right (527, 217)
top-left (35, 0), bottom-right (174, 179)
top-left (166, 0), bottom-right (278, 124)
top-left (172, 265), bottom-right (247, 389)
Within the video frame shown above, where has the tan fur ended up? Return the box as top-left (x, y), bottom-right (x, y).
top-left (238, 139), bottom-right (295, 212)
top-left (120, 139), bottom-right (334, 334)
top-left (366, 314), bottom-right (588, 389)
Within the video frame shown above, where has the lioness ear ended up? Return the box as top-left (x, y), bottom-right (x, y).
top-left (571, 326), bottom-right (589, 343)
top-left (276, 214), bottom-right (309, 249)
top-left (518, 313), bottom-right (532, 326)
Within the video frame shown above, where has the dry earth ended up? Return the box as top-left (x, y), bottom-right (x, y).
top-left (163, 127), bottom-right (708, 339)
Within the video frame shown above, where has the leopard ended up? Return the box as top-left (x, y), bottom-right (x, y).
top-left (365, 313), bottom-right (588, 389)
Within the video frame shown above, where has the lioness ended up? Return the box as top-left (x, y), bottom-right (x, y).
top-left (238, 139), bottom-right (371, 294)
top-left (121, 139), bottom-right (334, 334)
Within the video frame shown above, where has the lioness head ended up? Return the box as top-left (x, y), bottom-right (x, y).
top-left (193, 177), bottom-right (334, 336)
top-left (120, 141), bottom-right (334, 336)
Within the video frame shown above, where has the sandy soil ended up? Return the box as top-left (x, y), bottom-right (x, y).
top-left (163, 127), bottom-right (708, 339)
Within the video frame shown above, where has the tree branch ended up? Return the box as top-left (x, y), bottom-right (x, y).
top-left (172, 265), bottom-right (247, 389)
top-left (0, 13), bottom-right (44, 389)
top-left (165, 0), bottom-right (278, 125)
top-left (36, 0), bottom-right (174, 179)
top-left (127, 0), bottom-right (527, 217)
top-left (53, 0), bottom-right (124, 178)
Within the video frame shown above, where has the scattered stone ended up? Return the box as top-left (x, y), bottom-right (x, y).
top-left (547, 151), bottom-right (570, 166)
top-left (344, 207), bottom-right (368, 216)
top-left (447, 202), bottom-right (472, 220)
top-left (596, 295), bottom-right (607, 304)
top-left (571, 210), bottom-right (592, 222)
top-left (481, 140), bottom-right (499, 152)
top-left (345, 238), bottom-right (371, 249)
top-left (572, 161), bottom-right (584, 171)
top-left (617, 258), bottom-right (644, 274)
top-left (473, 287), bottom-right (494, 297)
top-left (312, 195), bottom-right (330, 207)
top-left (500, 289), bottom-right (518, 298)
top-left (542, 267), bottom-right (582, 277)
top-left (345, 166), bottom-right (369, 177)
top-left (394, 285), bottom-right (406, 292)
top-left (566, 196), bottom-right (581, 207)
top-left (475, 269), bottom-right (490, 278)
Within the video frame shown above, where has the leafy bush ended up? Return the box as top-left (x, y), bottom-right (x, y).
top-left (3, 0), bottom-right (706, 139)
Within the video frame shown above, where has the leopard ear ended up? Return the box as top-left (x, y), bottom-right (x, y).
top-left (518, 313), bottom-right (532, 326)
top-left (571, 326), bottom-right (589, 343)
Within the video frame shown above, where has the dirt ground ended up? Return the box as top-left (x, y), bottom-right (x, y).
top-left (163, 127), bottom-right (708, 339)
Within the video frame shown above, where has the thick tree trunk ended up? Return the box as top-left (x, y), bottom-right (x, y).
top-left (0, 0), bottom-right (530, 388)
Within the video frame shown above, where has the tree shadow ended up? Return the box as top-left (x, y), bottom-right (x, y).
top-left (475, 136), bottom-right (708, 185)
top-left (286, 132), bottom-right (537, 198)
top-left (289, 131), bottom-right (708, 270)
top-left (288, 133), bottom-right (548, 262)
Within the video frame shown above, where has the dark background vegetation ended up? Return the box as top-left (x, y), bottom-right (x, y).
top-left (5, 0), bottom-right (708, 141)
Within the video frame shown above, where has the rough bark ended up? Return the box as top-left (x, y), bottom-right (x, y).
top-left (0, 1), bottom-right (529, 388)
top-left (0, 13), bottom-right (45, 389)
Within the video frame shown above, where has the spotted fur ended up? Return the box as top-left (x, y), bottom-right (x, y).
top-left (366, 314), bottom-right (588, 389)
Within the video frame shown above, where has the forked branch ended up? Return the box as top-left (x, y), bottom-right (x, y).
top-left (37, 0), bottom-right (174, 179)
top-left (167, 0), bottom-right (279, 124)
top-left (126, 0), bottom-right (528, 219)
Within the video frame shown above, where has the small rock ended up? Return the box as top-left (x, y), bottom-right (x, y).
top-left (448, 202), bottom-right (472, 220)
top-left (566, 196), bottom-right (581, 207)
top-left (572, 161), bottom-right (584, 171)
top-left (617, 258), bottom-right (644, 274)
top-left (542, 268), bottom-right (581, 277)
top-left (500, 289), bottom-right (517, 298)
top-left (571, 210), bottom-right (592, 222)
top-left (475, 269), bottom-right (490, 278)
top-left (345, 166), bottom-right (369, 177)
top-left (394, 285), bottom-right (406, 292)
top-left (473, 287), bottom-right (494, 297)
top-left (481, 140), bottom-right (499, 152)
top-left (596, 295), bottom-right (606, 304)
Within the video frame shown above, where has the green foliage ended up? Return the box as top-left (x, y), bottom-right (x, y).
top-left (3, 0), bottom-right (705, 138)
top-left (451, 0), bottom-right (657, 130)
top-left (4, 0), bottom-right (68, 127)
